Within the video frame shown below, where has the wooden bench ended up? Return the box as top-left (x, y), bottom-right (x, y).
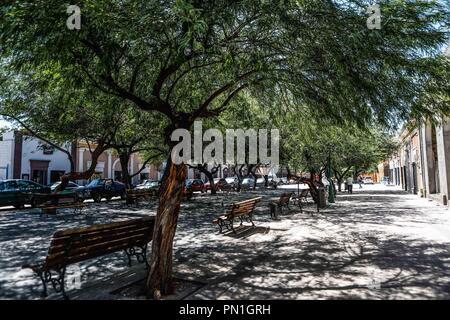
top-left (37, 194), bottom-right (85, 215)
top-left (268, 192), bottom-right (292, 219)
top-left (292, 189), bottom-right (310, 211)
top-left (22, 216), bottom-right (155, 299)
top-left (212, 197), bottom-right (261, 233)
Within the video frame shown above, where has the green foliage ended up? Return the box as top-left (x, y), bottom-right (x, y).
top-left (1, 0), bottom-right (448, 132)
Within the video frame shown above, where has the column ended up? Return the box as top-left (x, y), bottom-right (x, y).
top-left (130, 154), bottom-right (135, 184)
top-left (436, 120), bottom-right (450, 205)
top-left (107, 150), bottom-right (113, 179)
top-left (78, 148), bottom-right (86, 173)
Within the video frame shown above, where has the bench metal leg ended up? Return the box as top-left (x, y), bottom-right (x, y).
top-left (36, 267), bottom-right (68, 299)
top-left (124, 244), bottom-right (149, 268)
top-left (269, 203), bottom-right (277, 220)
top-left (240, 214), bottom-right (256, 226)
top-left (218, 218), bottom-right (235, 234)
top-left (37, 272), bottom-right (48, 298)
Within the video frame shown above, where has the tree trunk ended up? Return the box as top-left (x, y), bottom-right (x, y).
top-left (204, 169), bottom-right (216, 194)
top-left (119, 152), bottom-right (132, 189)
top-left (263, 175), bottom-right (269, 188)
top-left (233, 165), bottom-right (244, 192)
top-left (336, 178), bottom-right (342, 192)
top-left (146, 156), bottom-right (186, 299)
top-left (56, 145), bottom-right (107, 192)
top-left (248, 165), bottom-right (258, 190)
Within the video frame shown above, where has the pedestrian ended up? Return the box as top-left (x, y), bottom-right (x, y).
top-left (347, 176), bottom-right (353, 194)
top-left (358, 176), bottom-right (363, 189)
top-left (344, 179), bottom-right (348, 192)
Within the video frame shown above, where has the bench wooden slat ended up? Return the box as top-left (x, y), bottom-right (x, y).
top-left (47, 225), bottom-right (152, 254)
top-left (50, 220), bottom-right (151, 244)
top-left (45, 233), bottom-right (151, 267)
top-left (212, 197), bottom-right (261, 232)
top-left (23, 216), bottom-right (156, 299)
top-left (53, 216), bottom-right (153, 237)
top-left (44, 217), bottom-right (155, 269)
top-left (45, 238), bottom-right (147, 267)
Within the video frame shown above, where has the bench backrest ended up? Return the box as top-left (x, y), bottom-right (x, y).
top-left (43, 216), bottom-right (155, 270)
top-left (279, 192), bottom-right (292, 205)
top-left (39, 194), bottom-right (79, 208)
top-left (226, 197), bottom-right (261, 218)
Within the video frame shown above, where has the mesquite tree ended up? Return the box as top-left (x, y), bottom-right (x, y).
top-left (1, 0), bottom-right (449, 298)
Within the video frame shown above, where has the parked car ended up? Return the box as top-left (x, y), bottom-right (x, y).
top-left (185, 179), bottom-right (206, 193)
top-left (241, 178), bottom-right (255, 190)
top-left (364, 177), bottom-right (374, 184)
top-left (256, 177), bottom-right (266, 187)
top-left (76, 179), bottom-right (126, 202)
top-left (135, 180), bottom-right (160, 195)
top-left (0, 179), bottom-right (51, 208)
top-left (212, 178), bottom-right (234, 191)
top-left (224, 177), bottom-right (238, 186)
top-left (204, 178), bottom-right (221, 192)
top-left (50, 180), bottom-right (88, 202)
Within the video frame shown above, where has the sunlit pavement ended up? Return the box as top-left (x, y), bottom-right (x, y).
top-left (0, 184), bottom-right (449, 299)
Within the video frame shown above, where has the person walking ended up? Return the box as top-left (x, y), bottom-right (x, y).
top-left (347, 176), bottom-right (354, 194)
top-left (358, 176), bottom-right (363, 189)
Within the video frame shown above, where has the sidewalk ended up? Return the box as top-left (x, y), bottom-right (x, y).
top-left (177, 185), bottom-right (450, 299)
top-left (1, 184), bottom-right (449, 299)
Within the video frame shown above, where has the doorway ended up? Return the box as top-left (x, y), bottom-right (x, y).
top-left (30, 160), bottom-right (50, 185)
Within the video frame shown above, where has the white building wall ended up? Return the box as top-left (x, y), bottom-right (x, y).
top-left (21, 136), bottom-right (72, 184)
top-left (0, 132), bottom-right (15, 180)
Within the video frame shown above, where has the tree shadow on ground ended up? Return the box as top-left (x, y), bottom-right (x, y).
top-left (1, 187), bottom-right (450, 299)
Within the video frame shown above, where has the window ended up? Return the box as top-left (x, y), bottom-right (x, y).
top-left (87, 180), bottom-right (100, 188)
top-left (18, 180), bottom-right (34, 190)
top-left (5, 181), bottom-right (18, 190)
top-left (0, 183), bottom-right (5, 192)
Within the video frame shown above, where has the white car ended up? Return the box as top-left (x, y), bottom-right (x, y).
top-left (363, 177), bottom-right (374, 184)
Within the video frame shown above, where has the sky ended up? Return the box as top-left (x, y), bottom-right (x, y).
top-left (0, 119), bottom-right (12, 129)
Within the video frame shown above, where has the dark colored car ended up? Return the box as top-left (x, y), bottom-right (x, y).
top-left (0, 179), bottom-right (51, 208)
top-left (185, 179), bottom-right (206, 193)
top-left (76, 179), bottom-right (126, 203)
top-left (50, 181), bottom-right (89, 201)
top-left (204, 178), bottom-right (221, 192)
top-left (135, 180), bottom-right (161, 196)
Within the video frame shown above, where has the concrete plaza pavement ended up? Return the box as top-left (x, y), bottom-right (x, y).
top-left (0, 184), bottom-right (449, 299)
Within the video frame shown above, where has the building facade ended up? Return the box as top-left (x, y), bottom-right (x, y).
top-left (0, 131), bottom-right (72, 185)
top-left (0, 131), bottom-right (160, 186)
top-left (419, 119), bottom-right (450, 205)
top-left (383, 118), bottom-right (450, 206)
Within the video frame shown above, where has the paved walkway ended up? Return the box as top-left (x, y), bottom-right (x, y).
top-left (1, 184), bottom-right (449, 299)
top-left (181, 185), bottom-right (450, 299)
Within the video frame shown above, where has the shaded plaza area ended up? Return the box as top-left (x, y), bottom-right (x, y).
top-left (1, 184), bottom-right (449, 299)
